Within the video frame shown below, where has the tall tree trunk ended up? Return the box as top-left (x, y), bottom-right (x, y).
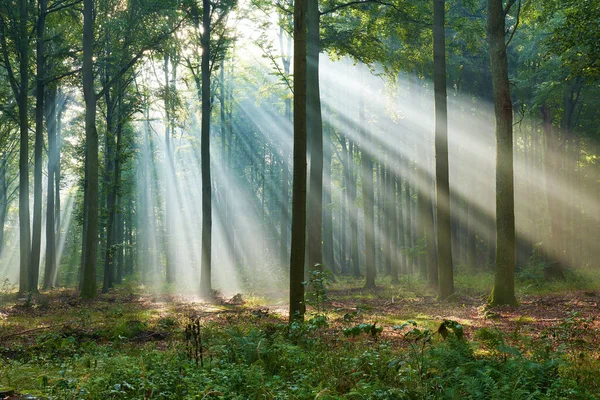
top-left (43, 86), bottom-right (57, 289)
top-left (200, 0), bottom-right (213, 298)
top-left (103, 91), bottom-right (123, 293)
top-left (55, 90), bottom-right (64, 268)
top-left (323, 120), bottom-right (335, 276)
top-left (102, 72), bottom-right (115, 293)
top-left (402, 178), bottom-right (411, 273)
top-left (116, 197), bottom-right (123, 284)
top-left (488, 0), bottom-right (516, 305)
top-left (390, 173), bottom-right (400, 283)
top-left (360, 90), bottom-right (376, 289)
top-left (306, 0), bottom-right (323, 272)
top-left (339, 135), bottom-right (350, 274)
top-left (31, 0), bottom-right (48, 291)
top-left (434, 0), bottom-right (454, 299)
top-left (289, 0), bottom-right (307, 321)
top-left (0, 155), bottom-right (6, 258)
top-left (348, 140), bottom-right (360, 278)
top-left (16, 0), bottom-right (32, 294)
top-left (164, 54), bottom-right (176, 283)
top-left (80, 0), bottom-right (98, 299)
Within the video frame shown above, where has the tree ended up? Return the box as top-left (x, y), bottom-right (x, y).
top-left (360, 83), bottom-right (376, 289)
top-left (80, 0), bottom-right (98, 299)
top-left (199, 0), bottom-right (213, 298)
top-left (0, 0), bottom-right (33, 293)
top-left (488, 0), bottom-right (517, 306)
top-left (289, 0), bottom-right (308, 322)
top-left (433, 0), bottom-right (453, 299)
top-left (306, 0), bottom-right (323, 273)
top-left (43, 85), bottom-right (57, 289)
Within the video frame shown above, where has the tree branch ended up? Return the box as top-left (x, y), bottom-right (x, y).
top-left (47, 0), bottom-right (83, 14)
top-left (503, 0), bottom-right (517, 16)
top-left (504, 0), bottom-right (521, 50)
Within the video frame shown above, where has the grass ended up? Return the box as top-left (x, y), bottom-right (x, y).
top-left (0, 268), bottom-right (599, 399)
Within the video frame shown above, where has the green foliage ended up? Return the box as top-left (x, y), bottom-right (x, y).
top-left (1, 311), bottom-right (598, 399)
top-left (343, 322), bottom-right (383, 338)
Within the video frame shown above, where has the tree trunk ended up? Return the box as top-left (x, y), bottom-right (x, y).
top-left (80, 0), bottom-right (98, 299)
top-left (488, 0), bottom-right (517, 305)
top-left (164, 54), bottom-right (176, 284)
top-left (103, 91), bottom-right (123, 293)
top-left (0, 155), bottom-right (6, 258)
top-left (55, 90), bottom-right (64, 269)
top-left (16, 0), bottom-right (32, 294)
top-left (348, 140), bottom-right (360, 278)
top-left (43, 86), bottom-right (57, 289)
top-left (323, 120), bottom-right (335, 276)
top-left (289, 0), bottom-right (307, 321)
top-left (306, 0), bottom-right (323, 272)
top-left (390, 173), bottom-right (400, 283)
top-left (31, 0), bottom-right (48, 291)
top-left (360, 90), bottom-right (376, 289)
top-left (200, 0), bottom-right (213, 298)
top-left (434, 0), bottom-right (454, 299)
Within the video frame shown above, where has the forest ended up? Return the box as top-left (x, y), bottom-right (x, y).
top-left (0, 0), bottom-right (599, 398)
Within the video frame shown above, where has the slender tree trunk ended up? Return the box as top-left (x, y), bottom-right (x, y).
top-left (289, 0), bottom-right (307, 321)
top-left (339, 135), bottom-right (350, 274)
top-left (323, 120), bottom-right (335, 276)
top-left (44, 86), bottom-right (57, 289)
top-left (31, 0), bottom-right (48, 291)
top-left (164, 54), bottom-right (176, 283)
top-left (55, 90), bottom-right (64, 267)
top-left (0, 156), bottom-right (6, 258)
top-left (15, 0), bottom-right (32, 294)
top-left (347, 140), bottom-right (360, 278)
top-left (390, 174), bottom-right (400, 283)
top-left (306, 0), bottom-right (323, 272)
top-left (360, 90), bottom-right (376, 289)
top-left (383, 160), bottom-right (392, 276)
top-left (80, 0), bottom-right (98, 299)
top-left (434, 0), bottom-right (454, 299)
top-left (403, 178), bottom-right (411, 273)
top-left (200, 0), bottom-right (213, 298)
top-left (488, 0), bottom-right (516, 305)
top-left (103, 91), bottom-right (123, 293)
top-left (102, 79), bottom-right (115, 293)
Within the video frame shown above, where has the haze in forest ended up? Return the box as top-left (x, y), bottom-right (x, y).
top-left (0, 0), bottom-right (598, 310)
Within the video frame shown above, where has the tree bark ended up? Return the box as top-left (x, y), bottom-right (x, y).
top-left (434, 0), bottom-right (454, 299)
top-left (306, 0), bottom-right (323, 272)
top-left (289, 0), bottom-right (307, 321)
top-left (200, 0), bottom-right (213, 298)
top-left (43, 85), bottom-right (57, 289)
top-left (31, 0), bottom-right (48, 291)
top-left (164, 53), bottom-right (176, 284)
top-left (323, 120), bottom-right (335, 276)
top-left (80, 0), bottom-right (99, 299)
top-left (488, 0), bottom-right (517, 305)
top-left (360, 88), bottom-right (376, 289)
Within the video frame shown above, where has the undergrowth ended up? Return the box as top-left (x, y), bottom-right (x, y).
top-left (0, 279), bottom-right (599, 399)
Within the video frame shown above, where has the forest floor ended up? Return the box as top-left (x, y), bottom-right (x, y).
top-left (1, 269), bottom-right (599, 399)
